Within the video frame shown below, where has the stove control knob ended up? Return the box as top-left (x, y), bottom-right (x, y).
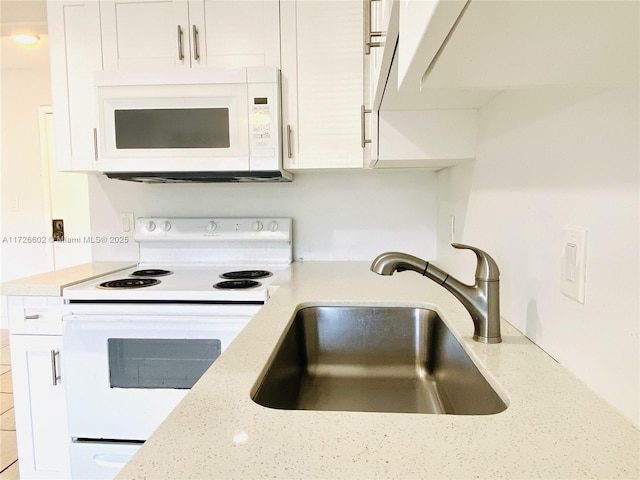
top-left (206, 221), bottom-right (218, 232)
top-left (160, 221), bottom-right (171, 232)
top-left (269, 221), bottom-right (279, 232)
top-left (253, 221), bottom-right (263, 231)
top-left (146, 221), bottom-right (156, 232)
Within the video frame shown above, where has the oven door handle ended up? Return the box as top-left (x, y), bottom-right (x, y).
top-left (92, 454), bottom-right (134, 469)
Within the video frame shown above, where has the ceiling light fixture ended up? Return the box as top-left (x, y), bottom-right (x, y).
top-left (12, 34), bottom-right (41, 45)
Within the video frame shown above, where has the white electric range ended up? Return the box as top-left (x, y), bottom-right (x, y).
top-left (61, 217), bottom-right (292, 479)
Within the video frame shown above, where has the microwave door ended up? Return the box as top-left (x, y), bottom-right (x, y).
top-left (113, 107), bottom-right (232, 150)
top-left (96, 84), bottom-right (250, 172)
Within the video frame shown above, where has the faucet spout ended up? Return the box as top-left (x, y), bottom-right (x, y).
top-left (370, 245), bottom-right (502, 344)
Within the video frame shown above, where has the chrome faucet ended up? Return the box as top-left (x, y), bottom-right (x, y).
top-left (370, 244), bottom-right (502, 343)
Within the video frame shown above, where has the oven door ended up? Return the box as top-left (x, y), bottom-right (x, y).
top-left (62, 312), bottom-right (253, 441)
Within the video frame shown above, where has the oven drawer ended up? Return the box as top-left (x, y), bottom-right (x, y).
top-left (8, 296), bottom-right (64, 335)
top-left (69, 441), bottom-right (141, 480)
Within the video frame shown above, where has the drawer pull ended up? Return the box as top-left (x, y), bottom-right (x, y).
top-left (25, 314), bottom-right (40, 320)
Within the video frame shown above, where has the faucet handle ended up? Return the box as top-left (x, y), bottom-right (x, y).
top-left (451, 243), bottom-right (500, 281)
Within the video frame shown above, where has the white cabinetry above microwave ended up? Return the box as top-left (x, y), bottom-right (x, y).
top-left (100, 0), bottom-right (281, 70)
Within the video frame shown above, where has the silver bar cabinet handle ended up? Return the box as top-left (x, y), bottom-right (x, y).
top-left (364, 0), bottom-right (383, 55)
top-left (177, 25), bottom-right (185, 61)
top-left (25, 314), bottom-right (40, 320)
top-left (192, 25), bottom-right (200, 61)
top-left (51, 349), bottom-right (61, 386)
top-left (361, 105), bottom-right (372, 148)
top-left (93, 128), bottom-right (98, 161)
top-left (286, 125), bottom-right (293, 159)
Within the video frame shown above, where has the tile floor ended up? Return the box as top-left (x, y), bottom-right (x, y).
top-left (0, 329), bottom-right (19, 479)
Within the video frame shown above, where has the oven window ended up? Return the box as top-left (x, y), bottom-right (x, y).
top-left (108, 338), bottom-right (221, 389)
top-left (114, 108), bottom-right (230, 149)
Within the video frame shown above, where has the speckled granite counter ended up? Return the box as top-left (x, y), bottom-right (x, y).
top-left (118, 262), bottom-right (639, 479)
top-left (1, 262), bottom-right (136, 296)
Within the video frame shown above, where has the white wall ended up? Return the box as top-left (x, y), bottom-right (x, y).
top-left (0, 36), bottom-right (52, 328)
top-left (436, 87), bottom-right (639, 425)
top-left (87, 169), bottom-right (439, 263)
top-left (1, 35), bottom-right (92, 329)
top-left (0, 36), bottom-right (52, 282)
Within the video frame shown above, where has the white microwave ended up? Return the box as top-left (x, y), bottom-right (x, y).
top-left (94, 66), bottom-right (291, 182)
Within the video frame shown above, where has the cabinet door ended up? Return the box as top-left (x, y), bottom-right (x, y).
top-left (188, 0), bottom-right (280, 68)
top-left (101, 0), bottom-right (191, 70)
top-left (47, 0), bottom-right (102, 171)
top-left (281, 1), bottom-right (364, 169)
top-left (10, 335), bottom-right (70, 479)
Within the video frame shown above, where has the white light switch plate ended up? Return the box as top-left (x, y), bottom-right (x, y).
top-left (561, 226), bottom-right (587, 303)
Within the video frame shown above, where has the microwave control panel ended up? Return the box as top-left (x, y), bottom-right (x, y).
top-left (248, 82), bottom-right (279, 163)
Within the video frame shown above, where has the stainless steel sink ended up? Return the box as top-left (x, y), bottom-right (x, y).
top-left (251, 306), bottom-right (507, 415)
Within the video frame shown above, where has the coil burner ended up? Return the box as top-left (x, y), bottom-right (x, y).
top-left (97, 278), bottom-right (161, 289)
top-left (130, 269), bottom-right (173, 277)
top-left (213, 280), bottom-right (261, 290)
top-left (220, 270), bottom-right (273, 280)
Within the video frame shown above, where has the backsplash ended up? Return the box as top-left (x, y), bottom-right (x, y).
top-left (87, 169), bottom-right (439, 263)
top-left (436, 86), bottom-right (639, 426)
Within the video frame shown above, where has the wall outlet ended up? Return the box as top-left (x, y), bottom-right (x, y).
top-left (119, 213), bottom-right (135, 234)
top-left (561, 226), bottom-right (587, 303)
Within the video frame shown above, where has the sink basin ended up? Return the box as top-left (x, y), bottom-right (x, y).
top-left (252, 306), bottom-right (507, 415)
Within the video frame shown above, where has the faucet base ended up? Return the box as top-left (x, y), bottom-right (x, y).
top-left (473, 335), bottom-right (502, 344)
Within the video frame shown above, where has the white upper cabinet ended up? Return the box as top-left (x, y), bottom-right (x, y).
top-left (367, 0), bottom-right (638, 170)
top-left (190, 0), bottom-right (280, 68)
top-left (101, 0), bottom-right (281, 71)
top-left (378, 0), bottom-right (639, 111)
top-left (365, 0), bottom-right (477, 169)
top-left (48, 0), bottom-right (103, 171)
top-left (280, 0), bottom-right (365, 169)
top-left (421, 0), bottom-right (639, 93)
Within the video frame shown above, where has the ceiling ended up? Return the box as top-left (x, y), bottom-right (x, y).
top-left (0, 0), bottom-right (48, 37)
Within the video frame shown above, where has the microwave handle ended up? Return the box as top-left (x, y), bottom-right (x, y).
top-left (177, 25), bottom-right (185, 61)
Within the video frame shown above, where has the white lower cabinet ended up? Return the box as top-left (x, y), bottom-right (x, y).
top-left (10, 334), bottom-right (70, 479)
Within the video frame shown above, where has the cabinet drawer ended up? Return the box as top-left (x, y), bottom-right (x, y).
top-left (8, 297), bottom-right (64, 335)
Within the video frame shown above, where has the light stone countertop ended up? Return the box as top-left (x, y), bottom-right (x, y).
top-left (0, 261), bottom-right (136, 296)
top-left (118, 261), bottom-right (639, 480)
